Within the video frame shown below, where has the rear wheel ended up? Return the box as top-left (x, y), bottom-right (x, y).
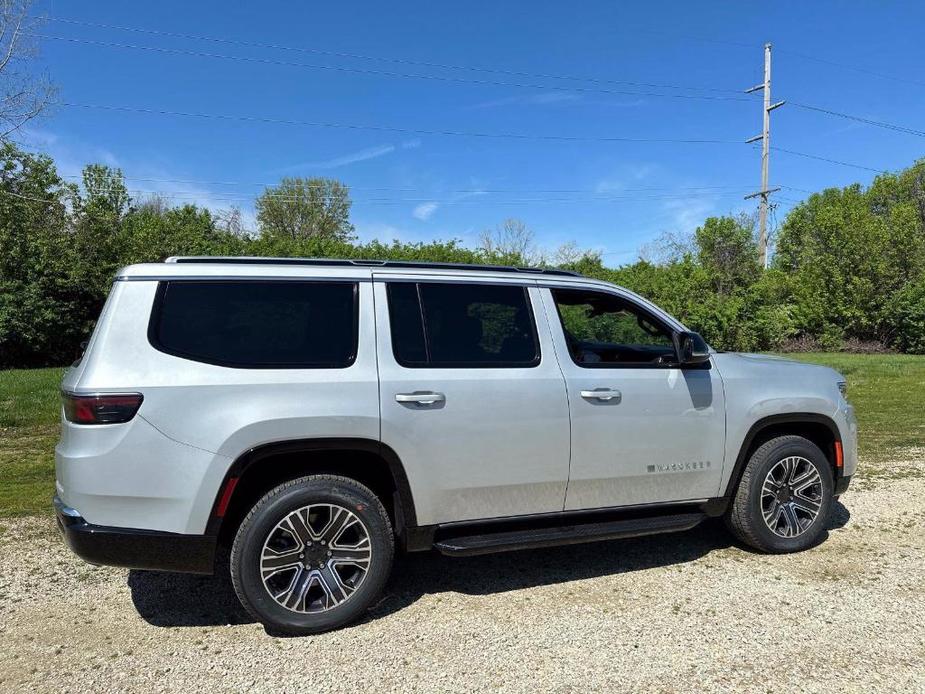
top-left (230, 475), bottom-right (394, 634)
top-left (727, 435), bottom-right (834, 553)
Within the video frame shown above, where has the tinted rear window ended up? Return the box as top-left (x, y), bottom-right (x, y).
top-left (386, 282), bottom-right (539, 367)
top-left (150, 281), bottom-right (358, 368)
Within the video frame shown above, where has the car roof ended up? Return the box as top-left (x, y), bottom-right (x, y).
top-left (117, 256), bottom-right (588, 284)
top-left (115, 257), bottom-right (687, 331)
top-left (170, 256), bottom-right (580, 276)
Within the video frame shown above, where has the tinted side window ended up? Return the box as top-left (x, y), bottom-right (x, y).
top-left (552, 288), bottom-right (675, 367)
top-left (387, 282), bottom-right (539, 367)
top-left (386, 283), bottom-right (428, 365)
top-left (150, 281), bottom-right (358, 368)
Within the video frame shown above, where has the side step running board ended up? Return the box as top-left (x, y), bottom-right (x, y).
top-left (433, 512), bottom-right (706, 557)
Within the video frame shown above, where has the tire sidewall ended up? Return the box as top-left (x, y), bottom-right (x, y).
top-left (745, 439), bottom-right (834, 552)
top-left (232, 478), bottom-right (393, 634)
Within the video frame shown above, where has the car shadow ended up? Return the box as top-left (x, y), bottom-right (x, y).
top-left (128, 503), bottom-right (852, 631)
top-left (128, 520), bottom-right (733, 630)
top-left (128, 559), bottom-right (256, 628)
top-left (365, 520), bottom-right (734, 623)
top-left (829, 499), bottom-right (851, 529)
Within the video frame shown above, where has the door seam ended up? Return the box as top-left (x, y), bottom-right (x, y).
top-left (536, 284), bottom-right (572, 511)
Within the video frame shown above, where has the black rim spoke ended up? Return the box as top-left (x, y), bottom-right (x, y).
top-left (330, 544), bottom-right (371, 563)
top-left (321, 507), bottom-right (357, 544)
top-left (261, 549), bottom-right (303, 573)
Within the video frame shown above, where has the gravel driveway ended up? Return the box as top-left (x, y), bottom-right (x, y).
top-left (2, 454), bottom-right (924, 693)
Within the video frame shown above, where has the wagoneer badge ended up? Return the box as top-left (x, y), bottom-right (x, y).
top-left (647, 461), bottom-right (712, 473)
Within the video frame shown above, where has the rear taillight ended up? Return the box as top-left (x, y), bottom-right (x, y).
top-left (62, 392), bottom-right (144, 425)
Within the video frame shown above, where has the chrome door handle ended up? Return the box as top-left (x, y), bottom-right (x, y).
top-left (580, 388), bottom-right (622, 401)
top-left (395, 391), bottom-right (446, 405)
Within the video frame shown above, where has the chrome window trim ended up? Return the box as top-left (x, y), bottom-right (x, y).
top-left (117, 275), bottom-right (373, 283)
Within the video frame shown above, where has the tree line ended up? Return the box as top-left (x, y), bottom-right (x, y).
top-left (1, 141), bottom-right (924, 368)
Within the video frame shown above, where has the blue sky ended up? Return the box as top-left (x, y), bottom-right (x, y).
top-left (24, 1), bottom-right (925, 264)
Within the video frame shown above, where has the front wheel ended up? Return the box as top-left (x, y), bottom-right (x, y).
top-left (726, 435), bottom-right (834, 553)
top-left (230, 475), bottom-right (394, 635)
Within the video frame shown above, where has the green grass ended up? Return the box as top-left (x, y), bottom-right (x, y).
top-left (0, 354), bottom-right (923, 518)
top-left (785, 353), bottom-right (925, 461)
top-left (0, 367), bottom-right (65, 517)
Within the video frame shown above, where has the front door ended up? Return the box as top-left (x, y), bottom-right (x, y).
top-left (541, 285), bottom-right (726, 511)
top-left (374, 277), bottom-right (571, 526)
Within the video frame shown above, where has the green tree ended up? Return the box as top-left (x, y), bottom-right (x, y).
top-left (256, 177), bottom-right (354, 241)
top-left (0, 143), bottom-right (83, 367)
top-left (693, 214), bottom-right (760, 296)
top-left (774, 161), bottom-right (925, 347)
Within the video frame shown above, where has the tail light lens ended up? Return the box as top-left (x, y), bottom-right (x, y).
top-left (62, 392), bottom-right (144, 425)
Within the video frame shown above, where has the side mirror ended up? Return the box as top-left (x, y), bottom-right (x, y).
top-left (673, 331), bottom-right (711, 365)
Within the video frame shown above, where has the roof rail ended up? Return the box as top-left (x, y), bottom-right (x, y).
top-left (164, 256), bottom-right (582, 277)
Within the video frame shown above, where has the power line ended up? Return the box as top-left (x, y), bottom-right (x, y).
top-left (55, 172), bottom-right (754, 195)
top-left (789, 102), bottom-right (925, 138)
top-left (59, 101), bottom-right (743, 144)
top-left (775, 47), bottom-right (925, 89)
top-left (35, 16), bottom-right (744, 95)
top-left (35, 33), bottom-right (753, 103)
top-left (771, 146), bottom-right (887, 174)
top-left (1, 186), bottom-right (755, 207)
top-left (0, 188), bottom-right (70, 205)
top-left (82, 186), bottom-right (759, 204)
top-left (613, 27), bottom-right (925, 89)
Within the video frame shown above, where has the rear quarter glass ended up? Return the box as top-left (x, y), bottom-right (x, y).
top-left (147, 280), bottom-right (359, 369)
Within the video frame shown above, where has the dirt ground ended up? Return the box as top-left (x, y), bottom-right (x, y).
top-left (1, 453), bottom-right (924, 693)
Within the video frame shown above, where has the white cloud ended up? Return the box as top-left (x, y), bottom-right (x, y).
top-left (277, 144), bottom-right (398, 172)
top-left (662, 196), bottom-right (717, 232)
top-left (20, 128), bottom-right (261, 230)
top-left (272, 139), bottom-right (423, 174)
top-left (603, 98), bottom-right (647, 108)
top-left (595, 163), bottom-right (657, 194)
top-left (471, 92), bottom-right (581, 109)
top-left (354, 221), bottom-right (411, 243)
top-left (20, 126), bottom-right (119, 177)
top-left (595, 178), bottom-right (625, 194)
top-left (412, 201), bottom-right (439, 221)
top-left (629, 163), bottom-right (657, 180)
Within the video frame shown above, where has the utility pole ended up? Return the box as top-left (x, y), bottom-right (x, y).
top-left (745, 42), bottom-right (785, 268)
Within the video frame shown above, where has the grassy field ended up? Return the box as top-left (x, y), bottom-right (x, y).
top-left (0, 367), bottom-right (65, 518)
top-left (1, 354), bottom-right (924, 518)
top-left (786, 353), bottom-right (925, 458)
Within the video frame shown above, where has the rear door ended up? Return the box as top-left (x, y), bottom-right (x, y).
top-left (374, 275), bottom-right (571, 526)
top-left (541, 284), bottom-right (726, 511)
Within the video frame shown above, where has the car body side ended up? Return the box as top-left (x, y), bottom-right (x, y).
top-left (55, 262), bottom-right (856, 550)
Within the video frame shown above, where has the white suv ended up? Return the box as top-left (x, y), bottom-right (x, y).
top-left (54, 257), bottom-right (857, 634)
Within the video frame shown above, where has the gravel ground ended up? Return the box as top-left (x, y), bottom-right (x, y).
top-left (2, 455), bottom-right (924, 693)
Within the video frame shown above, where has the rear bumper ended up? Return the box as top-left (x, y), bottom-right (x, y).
top-left (54, 495), bottom-right (216, 574)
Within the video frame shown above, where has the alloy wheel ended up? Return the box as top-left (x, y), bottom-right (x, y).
top-left (259, 504), bottom-right (372, 613)
top-left (760, 456), bottom-right (824, 538)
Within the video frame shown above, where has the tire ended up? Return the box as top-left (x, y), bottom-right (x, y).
top-left (230, 475), bottom-right (394, 635)
top-left (726, 435), bottom-right (834, 554)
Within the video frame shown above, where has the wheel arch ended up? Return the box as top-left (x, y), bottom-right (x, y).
top-left (723, 413), bottom-right (842, 500)
top-left (206, 438), bottom-right (418, 547)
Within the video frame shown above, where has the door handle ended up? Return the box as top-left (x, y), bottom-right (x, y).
top-left (395, 391), bottom-right (446, 405)
top-left (580, 388), bottom-right (622, 402)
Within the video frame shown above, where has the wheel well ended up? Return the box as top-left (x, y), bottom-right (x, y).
top-left (727, 417), bottom-right (839, 497)
top-left (214, 443), bottom-right (411, 548)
